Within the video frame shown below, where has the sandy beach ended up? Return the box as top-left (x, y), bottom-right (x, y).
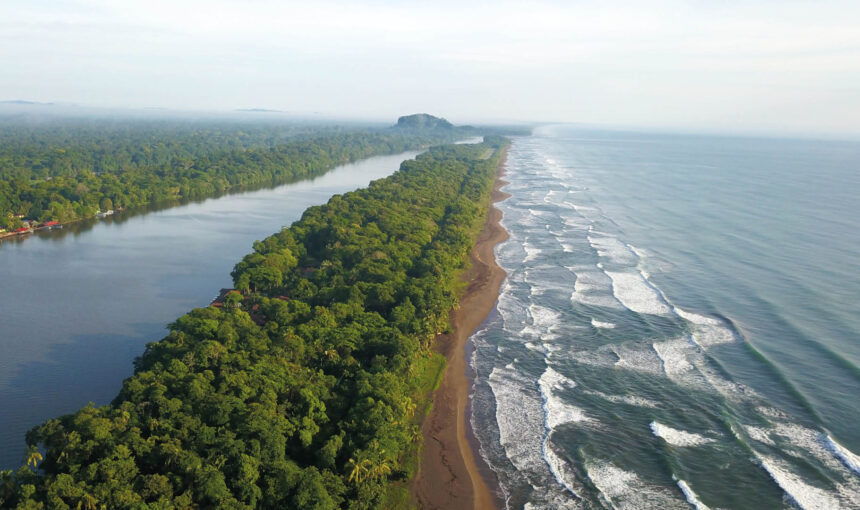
top-left (413, 153), bottom-right (510, 510)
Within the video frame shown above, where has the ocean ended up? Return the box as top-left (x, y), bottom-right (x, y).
top-left (470, 126), bottom-right (860, 509)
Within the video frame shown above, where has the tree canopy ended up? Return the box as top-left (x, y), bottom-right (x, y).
top-left (1, 136), bottom-right (509, 509)
top-left (0, 118), bottom-right (474, 231)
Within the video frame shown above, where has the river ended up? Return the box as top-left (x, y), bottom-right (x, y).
top-left (0, 150), bottom-right (421, 469)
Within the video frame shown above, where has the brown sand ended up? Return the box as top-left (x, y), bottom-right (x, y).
top-left (413, 154), bottom-right (511, 510)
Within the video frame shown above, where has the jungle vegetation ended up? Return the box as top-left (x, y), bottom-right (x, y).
top-left (0, 136), bottom-right (509, 509)
top-left (0, 115), bottom-right (471, 231)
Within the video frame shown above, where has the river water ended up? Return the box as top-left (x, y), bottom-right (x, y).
top-left (0, 150), bottom-right (420, 469)
top-left (470, 127), bottom-right (860, 509)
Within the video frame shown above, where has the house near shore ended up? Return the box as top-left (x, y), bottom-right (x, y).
top-left (211, 288), bottom-right (242, 308)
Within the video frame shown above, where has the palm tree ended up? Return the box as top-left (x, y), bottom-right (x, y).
top-left (25, 447), bottom-right (42, 470)
top-left (77, 493), bottom-right (98, 510)
top-left (347, 456), bottom-right (371, 485)
top-left (402, 397), bottom-right (416, 418)
top-left (368, 458), bottom-right (392, 480)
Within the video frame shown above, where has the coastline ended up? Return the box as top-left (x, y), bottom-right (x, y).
top-left (413, 153), bottom-right (511, 509)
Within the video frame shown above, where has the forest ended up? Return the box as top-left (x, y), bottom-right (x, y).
top-left (0, 116), bottom-right (471, 231)
top-left (0, 136), bottom-right (510, 509)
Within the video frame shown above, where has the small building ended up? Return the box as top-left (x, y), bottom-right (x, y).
top-left (211, 288), bottom-right (242, 307)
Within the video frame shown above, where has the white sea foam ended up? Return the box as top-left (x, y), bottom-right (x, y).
top-left (491, 363), bottom-right (585, 509)
top-left (743, 425), bottom-right (776, 446)
top-left (540, 366), bottom-right (576, 391)
top-left (571, 204), bottom-right (595, 213)
top-left (497, 288), bottom-right (528, 333)
top-left (582, 389), bottom-right (661, 409)
top-left (524, 242), bottom-right (542, 262)
top-left (587, 234), bottom-right (639, 266)
top-left (757, 454), bottom-right (844, 510)
top-left (525, 342), bottom-right (548, 354)
top-left (562, 216), bottom-right (589, 230)
top-left (650, 421), bottom-right (714, 447)
top-left (490, 365), bottom-right (548, 476)
top-left (604, 270), bottom-right (672, 315)
top-left (627, 243), bottom-right (647, 259)
top-left (612, 343), bottom-right (664, 375)
top-left (675, 479), bottom-right (711, 510)
top-left (824, 434), bottom-right (860, 475)
top-left (570, 269), bottom-right (623, 309)
top-left (544, 190), bottom-right (566, 205)
top-left (652, 338), bottom-right (695, 377)
top-left (757, 406), bottom-right (789, 420)
top-left (572, 345), bottom-right (623, 372)
top-left (538, 367), bottom-right (592, 428)
top-left (731, 417), bottom-right (860, 508)
top-left (527, 304), bottom-right (561, 334)
top-left (585, 462), bottom-right (688, 510)
top-left (544, 440), bottom-right (582, 499)
top-left (675, 307), bottom-right (736, 347)
top-left (591, 318), bottom-right (616, 329)
top-left (770, 423), bottom-right (860, 500)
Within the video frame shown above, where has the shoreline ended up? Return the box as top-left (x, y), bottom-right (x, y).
top-left (413, 153), bottom-right (511, 509)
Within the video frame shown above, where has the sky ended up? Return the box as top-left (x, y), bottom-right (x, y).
top-left (1, 0), bottom-right (859, 135)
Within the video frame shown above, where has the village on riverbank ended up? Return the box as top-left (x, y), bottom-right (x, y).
top-left (0, 210), bottom-right (115, 240)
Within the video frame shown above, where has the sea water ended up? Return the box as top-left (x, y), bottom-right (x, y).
top-left (470, 126), bottom-right (860, 509)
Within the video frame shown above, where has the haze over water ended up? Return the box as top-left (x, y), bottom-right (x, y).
top-left (0, 150), bottom-right (420, 470)
top-left (471, 126), bottom-right (860, 508)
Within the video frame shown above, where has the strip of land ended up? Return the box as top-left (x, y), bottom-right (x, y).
top-left (413, 153), bottom-right (511, 510)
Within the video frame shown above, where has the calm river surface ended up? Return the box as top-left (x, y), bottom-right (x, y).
top-left (0, 150), bottom-right (420, 469)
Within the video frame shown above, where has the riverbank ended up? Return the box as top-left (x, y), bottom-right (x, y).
top-left (413, 153), bottom-right (511, 509)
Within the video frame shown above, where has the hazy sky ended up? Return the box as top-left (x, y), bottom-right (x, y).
top-left (2, 0), bottom-right (859, 134)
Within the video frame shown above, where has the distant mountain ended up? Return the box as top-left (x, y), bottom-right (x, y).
top-left (0, 100), bottom-right (54, 105)
top-left (394, 113), bottom-right (454, 131)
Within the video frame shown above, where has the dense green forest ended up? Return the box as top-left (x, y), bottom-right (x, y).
top-left (0, 116), bottom-right (472, 231)
top-left (0, 136), bottom-right (509, 509)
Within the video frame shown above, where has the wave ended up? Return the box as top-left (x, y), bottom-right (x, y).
top-left (611, 343), bottom-right (664, 375)
top-left (731, 417), bottom-right (860, 506)
top-left (587, 234), bottom-right (639, 266)
top-left (543, 440), bottom-right (582, 501)
top-left (591, 318), bottom-right (616, 329)
top-left (674, 307), bottom-right (736, 347)
top-left (651, 338), bottom-right (695, 377)
top-left (582, 389), bottom-right (661, 409)
top-left (756, 454), bottom-right (844, 510)
top-left (489, 365), bottom-right (553, 481)
top-left (491, 364), bottom-right (585, 508)
top-left (569, 267), bottom-right (623, 309)
top-left (675, 478), bottom-right (711, 510)
top-left (650, 421), bottom-right (714, 447)
top-left (604, 270), bottom-right (672, 315)
top-left (824, 434), bottom-right (860, 476)
top-left (538, 367), bottom-right (592, 428)
top-left (522, 304), bottom-right (561, 339)
top-left (524, 242), bottom-right (542, 262)
top-left (585, 461), bottom-right (688, 510)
